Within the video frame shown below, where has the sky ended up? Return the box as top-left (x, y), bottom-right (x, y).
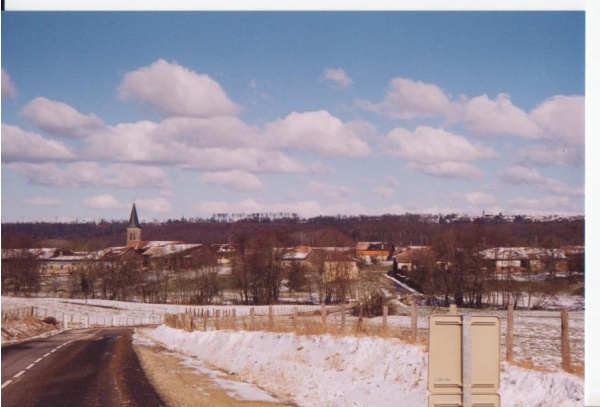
top-left (0, 10), bottom-right (586, 222)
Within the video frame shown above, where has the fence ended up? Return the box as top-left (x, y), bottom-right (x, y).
top-left (1, 306), bottom-right (163, 328)
top-left (163, 302), bottom-right (583, 374)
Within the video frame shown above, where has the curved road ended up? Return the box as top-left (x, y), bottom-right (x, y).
top-left (1, 327), bottom-right (163, 407)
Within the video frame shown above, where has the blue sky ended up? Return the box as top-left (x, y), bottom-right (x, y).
top-left (1, 11), bottom-right (586, 222)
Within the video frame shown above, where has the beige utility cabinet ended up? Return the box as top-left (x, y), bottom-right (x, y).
top-left (428, 314), bottom-right (501, 407)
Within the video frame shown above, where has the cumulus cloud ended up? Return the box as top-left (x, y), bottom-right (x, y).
top-left (155, 116), bottom-right (258, 149)
top-left (357, 77), bottom-right (454, 120)
top-left (386, 126), bottom-right (496, 164)
top-left (5, 162), bottom-right (170, 189)
top-left (308, 180), bottom-right (356, 202)
top-left (1, 123), bottom-right (76, 162)
top-left (509, 195), bottom-right (580, 215)
top-left (202, 170), bottom-right (265, 192)
top-left (2, 68), bottom-right (18, 99)
top-left (25, 197), bottom-right (61, 207)
top-left (464, 192), bottom-right (496, 206)
top-left (407, 161), bottom-right (485, 180)
top-left (530, 95), bottom-right (584, 146)
top-left (81, 194), bottom-right (125, 210)
top-left (373, 186), bottom-right (395, 198)
top-left (322, 68), bottom-right (353, 88)
top-left (461, 93), bottom-right (540, 138)
top-left (118, 59), bottom-right (240, 118)
top-left (136, 197), bottom-right (172, 213)
top-left (21, 97), bottom-right (105, 139)
top-left (265, 111), bottom-right (372, 157)
top-left (358, 77), bottom-right (584, 156)
top-left (499, 164), bottom-right (583, 196)
top-left (515, 143), bottom-right (583, 167)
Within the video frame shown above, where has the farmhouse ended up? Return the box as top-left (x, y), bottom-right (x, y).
top-left (355, 242), bottom-right (395, 263)
top-left (479, 247), bottom-right (568, 273)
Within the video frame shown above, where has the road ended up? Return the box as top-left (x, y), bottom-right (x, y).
top-left (1, 327), bottom-right (164, 407)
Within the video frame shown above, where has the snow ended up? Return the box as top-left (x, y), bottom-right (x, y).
top-left (2, 296), bottom-right (585, 406)
top-left (140, 326), bottom-right (584, 407)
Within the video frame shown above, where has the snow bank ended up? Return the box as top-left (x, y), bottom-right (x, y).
top-left (144, 326), bottom-right (584, 407)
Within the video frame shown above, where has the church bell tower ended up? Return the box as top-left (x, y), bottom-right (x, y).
top-left (127, 203), bottom-right (142, 246)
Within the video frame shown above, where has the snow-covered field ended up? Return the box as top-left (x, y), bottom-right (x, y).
top-left (1, 296), bottom-right (586, 406)
top-left (138, 326), bottom-right (584, 407)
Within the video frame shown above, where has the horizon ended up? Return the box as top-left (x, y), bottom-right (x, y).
top-left (1, 11), bottom-right (585, 223)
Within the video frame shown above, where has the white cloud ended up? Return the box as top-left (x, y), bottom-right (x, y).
top-left (357, 77), bottom-right (454, 120)
top-left (20, 97), bottom-right (105, 139)
top-left (2, 68), bottom-right (18, 99)
top-left (530, 95), bottom-right (584, 146)
top-left (265, 111), bottom-right (372, 158)
top-left (5, 162), bottom-right (170, 189)
top-left (515, 143), bottom-right (583, 167)
top-left (81, 194), bottom-right (125, 210)
top-left (461, 93), bottom-right (540, 138)
top-left (464, 192), bottom-right (496, 206)
top-left (1, 123), bottom-right (76, 162)
top-left (155, 116), bottom-right (258, 149)
top-left (386, 126), bottom-right (496, 164)
top-left (202, 170), bottom-right (265, 192)
top-left (322, 68), bottom-right (353, 88)
top-left (118, 59), bottom-right (240, 118)
top-left (509, 195), bottom-right (580, 215)
top-left (136, 197), bottom-right (172, 213)
top-left (308, 180), bottom-right (356, 202)
top-left (499, 164), bottom-right (583, 196)
top-left (407, 161), bottom-right (485, 180)
top-left (24, 197), bottom-right (61, 207)
top-left (384, 175), bottom-right (399, 187)
top-left (373, 186), bottom-right (395, 198)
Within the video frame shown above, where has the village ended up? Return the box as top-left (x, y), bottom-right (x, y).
top-left (1, 204), bottom-right (585, 313)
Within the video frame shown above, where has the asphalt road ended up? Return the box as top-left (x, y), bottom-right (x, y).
top-left (1, 327), bottom-right (164, 407)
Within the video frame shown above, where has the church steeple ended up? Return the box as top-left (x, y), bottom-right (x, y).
top-left (127, 203), bottom-right (142, 246)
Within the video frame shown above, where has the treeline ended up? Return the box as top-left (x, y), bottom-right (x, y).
top-left (1, 216), bottom-right (584, 251)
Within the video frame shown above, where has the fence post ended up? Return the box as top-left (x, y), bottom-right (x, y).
top-left (292, 307), bottom-right (298, 333)
top-left (321, 303), bottom-right (327, 332)
top-left (269, 306), bottom-right (274, 330)
top-left (203, 312), bottom-right (208, 331)
top-left (411, 299), bottom-right (418, 343)
top-left (561, 309), bottom-right (571, 372)
top-left (382, 305), bottom-right (388, 334)
top-left (506, 302), bottom-right (514, 363)
top-left (341, 303), bottom-right (346, 334)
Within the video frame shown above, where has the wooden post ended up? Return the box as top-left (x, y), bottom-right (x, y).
top-left (411, 299), bottom-right (418, 343)
top-left (382, 305), bottom-right (388, 334)
top-left (269, 306), bottom-right (274, 330)
top-left (506, 303), bottom-right (514, 363)
top-left (293, 307), bottom-right (298, 333)
top-left (341, 303), bottom-right (346, 334)
top-left (321, 303), bottom-right (327, 332)
top-left (561, 309), bottom-right (571, 372)
top-left (203, 312), bottom-right (208, 331)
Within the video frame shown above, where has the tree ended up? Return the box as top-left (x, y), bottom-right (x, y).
top-left (1, 248), bottom-right (41, 297)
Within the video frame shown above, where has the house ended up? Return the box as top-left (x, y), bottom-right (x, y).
top-left (143, 244), bottom-right (214, 270)
top-left (355, 242), bottom-right (395, 263)
top-left (479, 247), bottom-right (568, 273)
top-left (392, 246), bottom-right (435, 272)
top-left (281, 246), bottom-right (316, 269)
